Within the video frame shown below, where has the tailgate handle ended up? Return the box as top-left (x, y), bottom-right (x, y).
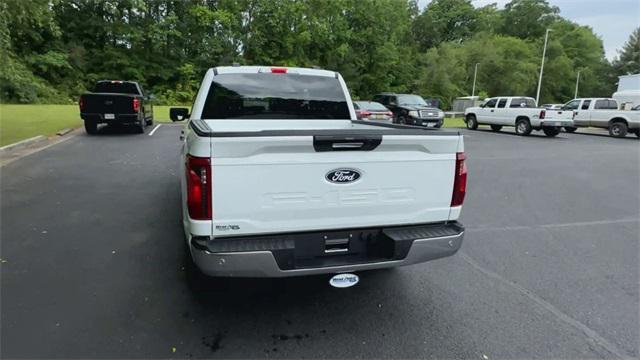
top-left (313, 135), bottom-right (382, 152)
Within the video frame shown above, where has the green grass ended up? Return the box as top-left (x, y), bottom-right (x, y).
top-left (442, 116), bottom-right (465, 128)
top-left (0, 104), bottom-right (178, 146)
top-left (0, 104), bottom-right (467, 147)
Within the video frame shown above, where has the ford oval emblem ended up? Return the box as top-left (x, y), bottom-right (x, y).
top-left (329, 273), bottom-right (359, 288)
top-left (326, 169), bottom-right (361, 184)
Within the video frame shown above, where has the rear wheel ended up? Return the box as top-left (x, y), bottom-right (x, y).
top-left (490, 125), bottom-right (502, 132)
top-left (145, 116), bottom-right (154, 126)
top-left (466, 115), bottom-right (478, 130)
top-left (543, 127), bottom-right (560, 137)
top-left (515, 118), bottom-right (532, 136)
top-left (564, 126), bottom-right (577, 133)
top-left (136, 116), bottom-right (146, 134)
top-left (84, 120), bottom-right (98, 135)
top-left (397, 115), bottom-right (407, 125)
top-left (609, 122), bottom-right (628, 138)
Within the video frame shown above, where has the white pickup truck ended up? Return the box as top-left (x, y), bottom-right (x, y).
top-left (560, 98), bottom-right (640, 138)
top-left (170, 66), bottom-right (466, 278)
top-left (464, 96), bottom-right (574, 137)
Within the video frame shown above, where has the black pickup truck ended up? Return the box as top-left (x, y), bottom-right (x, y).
top-left (79, 81), bottom-right (154, 134)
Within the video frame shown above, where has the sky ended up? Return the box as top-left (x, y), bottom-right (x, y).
top-left (418, 0), bottom-right (640, 60)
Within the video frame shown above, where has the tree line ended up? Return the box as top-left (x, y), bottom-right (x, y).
top-left (1, 0), bottom-right (638, 108)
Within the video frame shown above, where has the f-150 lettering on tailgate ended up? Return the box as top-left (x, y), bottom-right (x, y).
top-left (261, 187), bottom-right (415, 208)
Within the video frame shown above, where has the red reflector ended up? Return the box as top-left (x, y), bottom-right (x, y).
top-left (79, 97), bottom-right (85, 111)
top-left (271, 67), bottom-right (288, 74)
top-left (451, 152), bottom-right (467, 207)
top-left (186, 155), bottom-right (212, 220)
top-left (132, 98), bottom-right (140, 112)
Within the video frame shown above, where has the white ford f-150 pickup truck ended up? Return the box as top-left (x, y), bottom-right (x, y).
top-left (464, 96), bottom-right (574, 137)
top-left (560, 98), bottom-right (640, 138)
top-left (170, 66), bottom-right (466, 278)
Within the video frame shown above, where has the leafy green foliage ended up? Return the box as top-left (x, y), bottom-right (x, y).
top-left (613, 27), bottom-right (640, 76)
top-left (0, 0), bottom-right (626, 106)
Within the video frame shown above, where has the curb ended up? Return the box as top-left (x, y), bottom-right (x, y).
top-left (0, 135), bottom-right (48, 153)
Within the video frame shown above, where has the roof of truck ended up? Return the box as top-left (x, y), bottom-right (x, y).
top-left (212, 66), bottom-right (337, 78)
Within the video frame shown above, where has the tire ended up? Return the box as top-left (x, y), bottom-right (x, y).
top-left (466, 115), bottom-right (478, 130)
top-left (136, 116), bottom-right (146, 134)
top-left (636, 131), bottom-right (640, 138)
top-left (515, 118), bottom-right (532, 136)
top-left (183, 241), bottom-right (211, 292)
top-left (397, 116), bottom-right (407, 125)
top-left (564, 126), bottom-right (577, 133)
top-left (608, 122), bottom-right (628, 138)
top-left (84, 120), bottom-right (98, 135)
top-left (146, 116), bottom-right (154, 126)
top-left (490, 125), bottom-right (502, 132)
top-left (542, 127), bottom-right (560, 137)
top-left (434, 120), bottom-right (443, 128)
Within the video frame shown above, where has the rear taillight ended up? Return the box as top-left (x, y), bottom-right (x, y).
top-left (539, 109), bottom-right (546, 119)
top-left (79, 97), bottom-right (85, 111)
top-left (451, 152), bottom-right (467, 207)
top-left (186, 155), bottom-right (212, 220)
top-left (133, 98), bottom-right (140, 113)
top-left (356, 110), bottom-right (371, 118)
top-left (385, 111), bottom-right (393, 117)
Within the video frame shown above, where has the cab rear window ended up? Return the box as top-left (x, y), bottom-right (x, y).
top-left (201, 73), bottom-right (350, 119)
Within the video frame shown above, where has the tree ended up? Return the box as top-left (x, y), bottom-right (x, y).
top-left (501, 0), bottom-right (559, 40)
top-left (412, 0), bottom-right (477, 51)
top-left (613, 27), bottom-right (640, 76)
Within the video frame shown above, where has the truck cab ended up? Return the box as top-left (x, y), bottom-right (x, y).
top-left (561, 98), bottom-right (640, 138)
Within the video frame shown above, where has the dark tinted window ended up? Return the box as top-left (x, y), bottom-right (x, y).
top-left (581, 100), bottom-right (591, 110)
top-left (93, 82), bottom-right (140, 95)
top-left (509, 97), bottom-right (536, 108)
top-left (594, 100), bottom-right (617, 110)
top-left (355, 101), bottom-right (388, 111)
top-left (484, 98), bottom-right (497, 108)
top-left (497, 98), bottom-right (507, 108)
top-left (201, 73), bottom-right (350, 119)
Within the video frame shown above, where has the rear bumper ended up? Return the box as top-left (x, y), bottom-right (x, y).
top-left (81, 113), bottom-right (139, 124)
top-left (189, 222), bottom-right (464, 277)
top-left (540, 120), bottom-right (574, 127)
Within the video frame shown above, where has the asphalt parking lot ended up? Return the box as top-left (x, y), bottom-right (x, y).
top-left (1, 124), bottom-right (638, 359)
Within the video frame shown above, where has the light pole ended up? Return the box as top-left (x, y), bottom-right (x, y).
top-left (471, 63), bottom-right (479, 97)
top-left (574, 70), bottom-right (581, 99)
top-left (535, 28), bottom-right (552, 105)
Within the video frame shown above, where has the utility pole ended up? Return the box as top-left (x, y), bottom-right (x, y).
top-left (535, 28), bottom-right (552, 105)
top-left (472, 63), bottom-right (479, 97)
top-left (574, 70), bottom-right (581, 99)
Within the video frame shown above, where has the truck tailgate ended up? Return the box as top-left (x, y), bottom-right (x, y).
top-left (208, 129), bottom-right (462, 237)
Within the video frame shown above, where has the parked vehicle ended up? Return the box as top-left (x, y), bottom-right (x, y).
top-left (464, 96), bottom-right (573, 137)
top-left (561, 98), bottom-right (640, 137)
top-left (542, 103), bottom-right (563, 110)
top-left (171, 66), bottom-right (466, 279)
top-left (79, 80), bottom-right (154, 134)
top-left (372, 93), bottom-right (445, 128)
top-left (353, 101), bottom-right (393, 122)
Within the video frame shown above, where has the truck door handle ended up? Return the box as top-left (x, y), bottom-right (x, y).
top-left (490, 109), bottom-right (494, 112)
top-left (313, 135), bottom-right (382, 152)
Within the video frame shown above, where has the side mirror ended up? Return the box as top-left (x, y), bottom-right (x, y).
top-left (170, 107), bottom-right (189, 122)
top-left (146, 94), bottom-right (155, 101)
top-left (480, 103), bottom-right (486, 108)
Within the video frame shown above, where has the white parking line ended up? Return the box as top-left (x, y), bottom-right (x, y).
top-left (148, 124), bottom-right (162, 136)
